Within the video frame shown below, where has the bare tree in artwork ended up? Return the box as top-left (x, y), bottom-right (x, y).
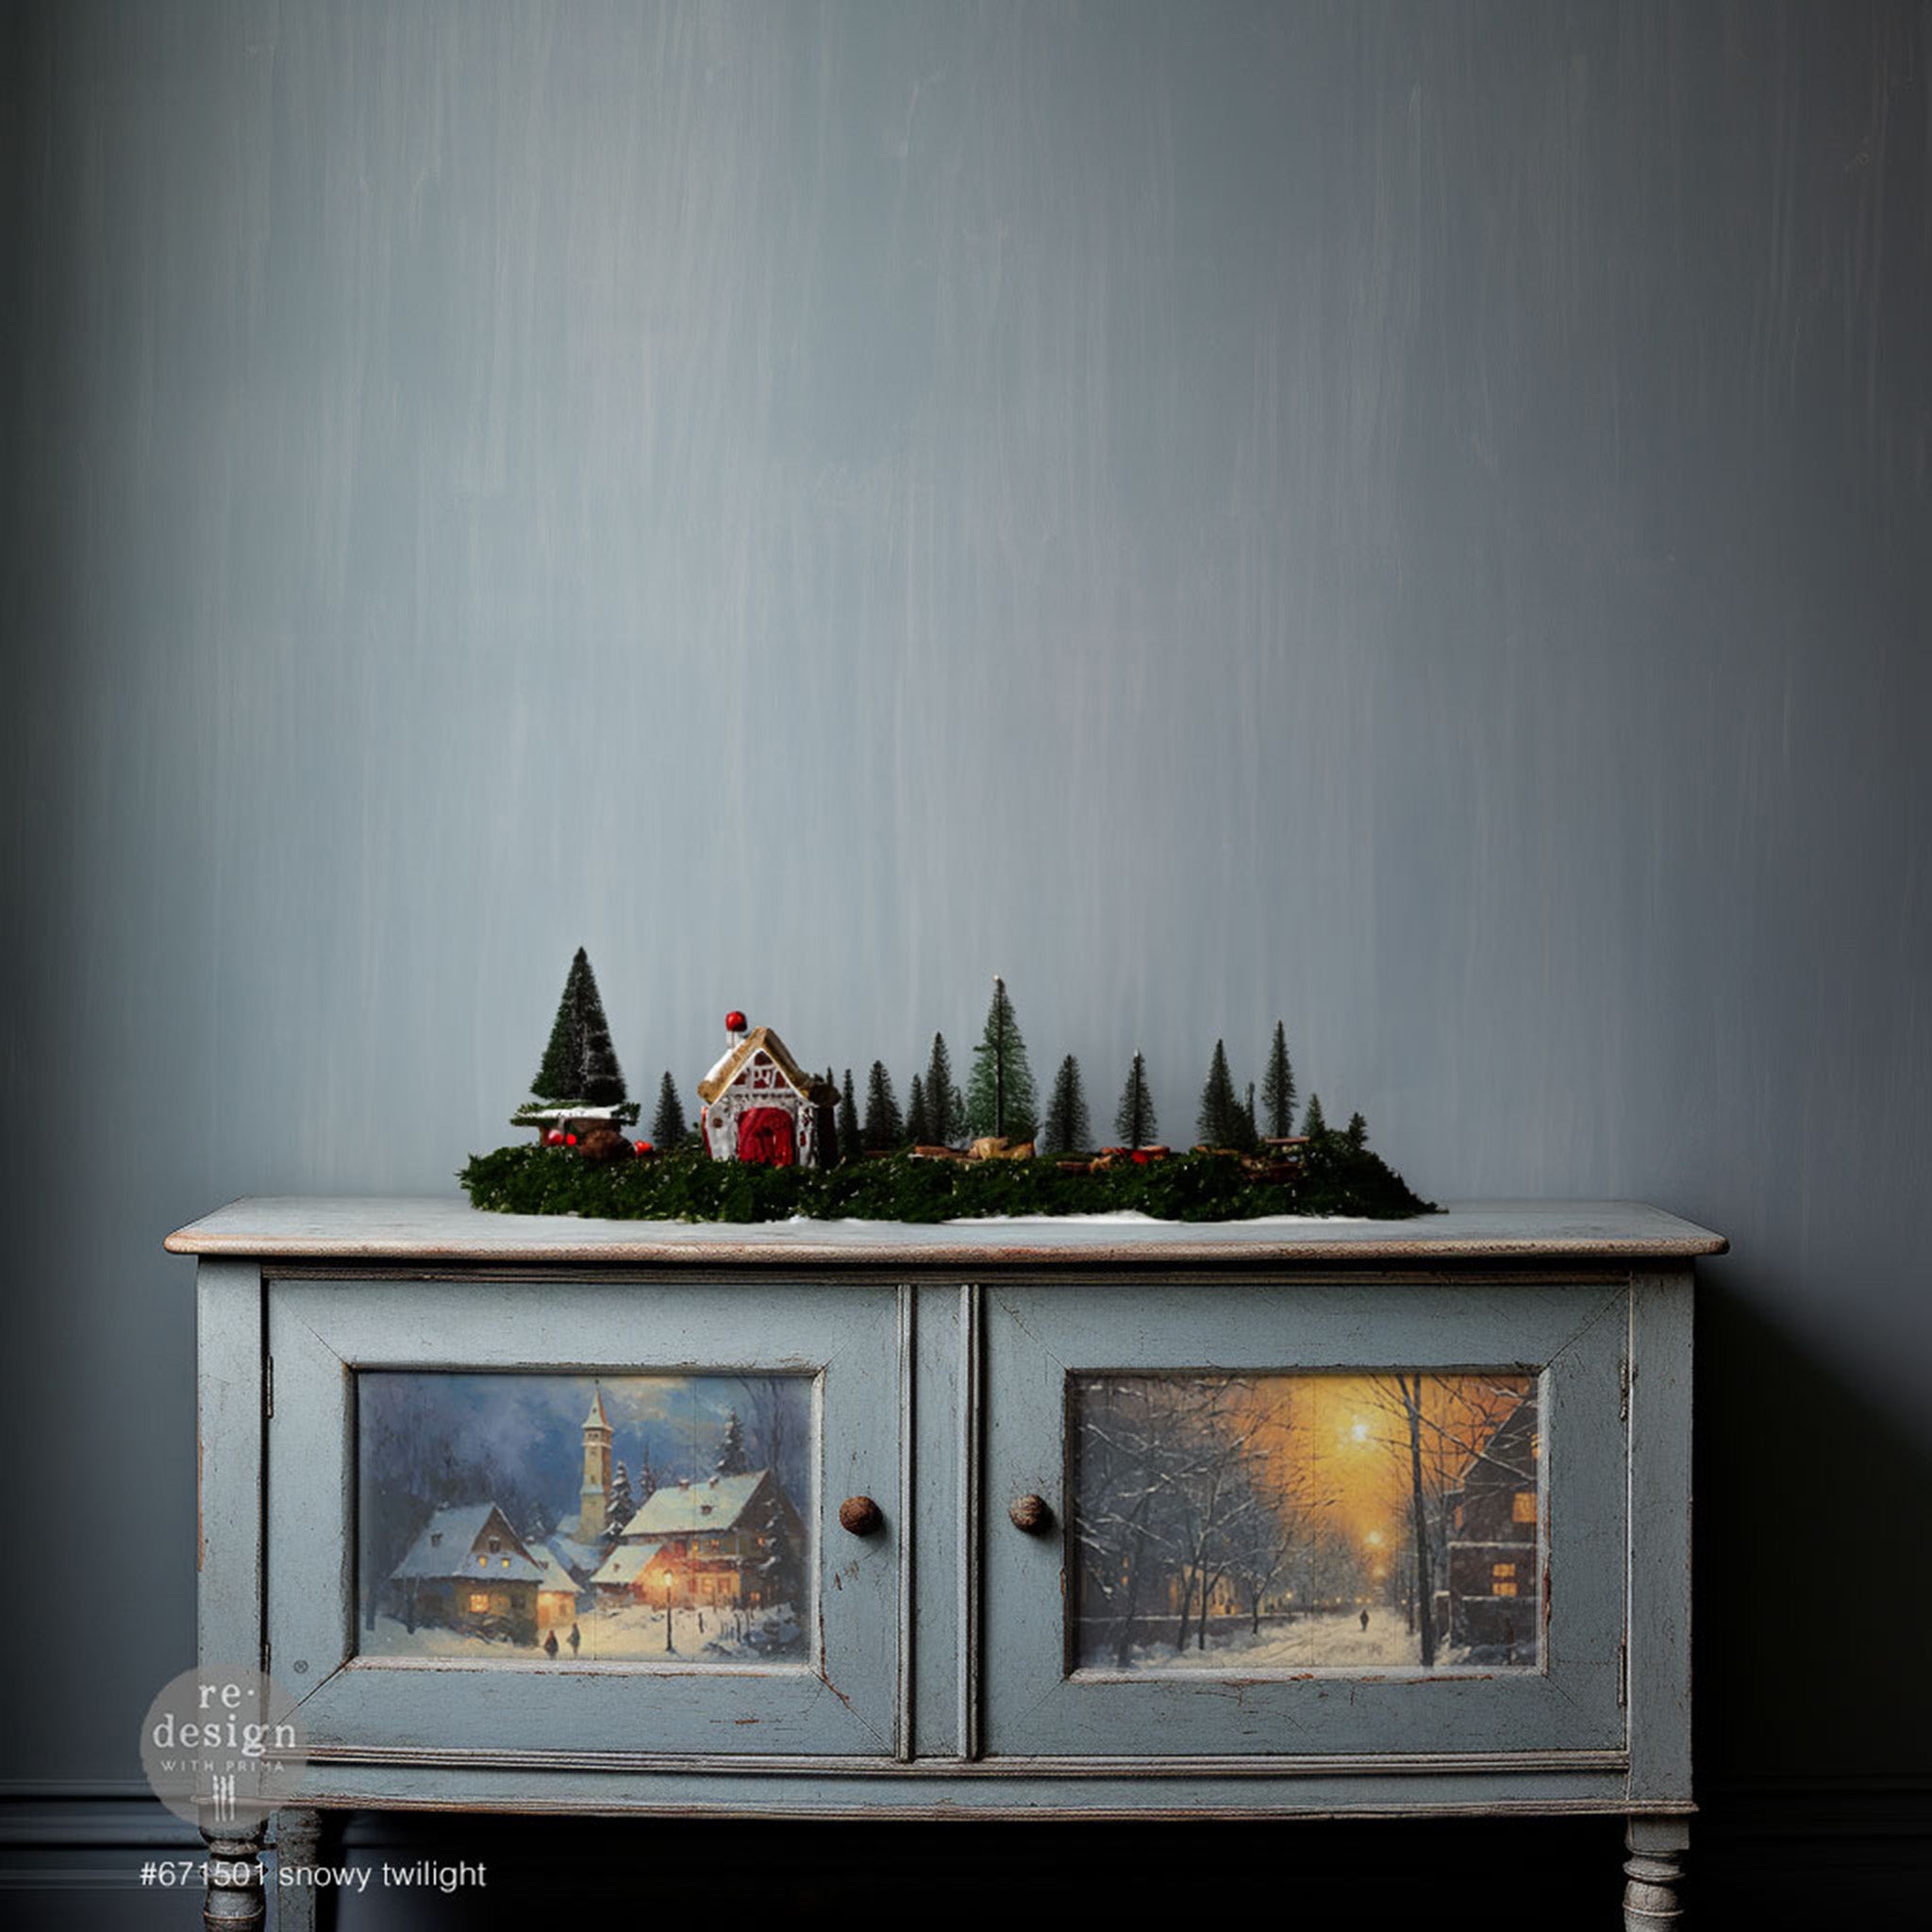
top-left (1360, 1373), bottom-right (1535, 1668)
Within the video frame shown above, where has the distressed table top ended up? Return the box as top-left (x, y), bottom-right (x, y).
top-left (166, 1197), bottom-right (1726, 1267)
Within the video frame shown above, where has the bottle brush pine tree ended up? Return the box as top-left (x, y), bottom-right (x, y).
top-left (905, 1073), bottom-right (932, 1146)
top-left (1344, 1109), bottom-right (1369, 1151)
top-left (862, 1060), bottom-right (905, 1150)
top-left (1260, 1021), bottom-right (1297, 1141)
top-left (1302, 1091), bottom-right (1328, 1139)
top-left (650, 1071), bottom-right (689, 1146)
top-left (966, 976), bottom-right (1039, 1141)
top-left (1113, 1051), bottom-right (1157, 1148)
top-left (1240, 1081), bottom-right (1260, 1154)
top-left (1042, 1054), bottom-right (1091, 1154)
top-left (838, 1069), bottom-right (861, 1165)
top-left (1196, 1040), bottom-right (1244, 1149)
top-left (715, 1409), bottom-right (750, 1476)
top-left (532, 947), bottom-right (627, 1106)
top-left (924, 1033), bottom-right (964, 1146)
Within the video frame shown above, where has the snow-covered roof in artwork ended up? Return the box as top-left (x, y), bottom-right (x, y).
top-left (696, 1029), bottom-right (837, 1107)
top-left (618, 1469), bottom-right (771, 1539)
top-left (543, 1536), bottom-right (601, 1580)
top-left (391, 1504), bottom-right (545, 1583)
top-left (535, 1550), bottom-right (581, 1597)
top-left (590, 1540), bottom-right (667, 1587)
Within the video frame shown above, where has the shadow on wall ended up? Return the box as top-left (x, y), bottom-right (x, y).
top-left (1694, 1279), bottom-right (1932, 1779)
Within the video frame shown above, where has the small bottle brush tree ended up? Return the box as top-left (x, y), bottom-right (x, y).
top-left (1344, 1109), bottom-right (1369, 1150)
top-left (1302, 1092), bottom-right (1328, 1139)
top-left (967, 976), bottom-right (1039, 1142)
top-left (1260, 1021), bottom-right (1296, 1140)
top-left (1196, 1039), bottom-right (1247, 1149)
top-left (1042, 1054), bottom-right (1091, 1154)
top-left (862, 1060), bottom-right (905, 1150)
top-left (924, 1033), bottom-right (964, 1147)
top-left (838, 1069), bottom-right (861, 1165)
top-left (1114, 1051), bottom-right (1157, 1148)
top-left (650, 1071), bottom-right (689, 1147)
top-left (905, 1074), bottom-right (932, 1146)
top-left (533, 947), bottom-right (628, 1108)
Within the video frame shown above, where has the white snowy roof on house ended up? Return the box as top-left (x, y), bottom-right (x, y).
top-left (618, 1470), bottom-right (769, 1539)
top-left (542, 1536), bottom-right (601, 1581)
top-left (591, 1540), bottom-right (667, 1587)
top-left (390, 1504), bottom-right (545, 1583)
top-left (535, 1550), bottom-right (581, 1597)
top-left (696, 1029), bottom-right (836, 1107)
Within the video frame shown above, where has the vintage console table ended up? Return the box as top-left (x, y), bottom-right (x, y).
top-left (170, 1198), bottom-right (1722, 1928)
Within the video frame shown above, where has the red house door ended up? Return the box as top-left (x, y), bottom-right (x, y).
top-left (736, 1107), bottom-right (796, 1166)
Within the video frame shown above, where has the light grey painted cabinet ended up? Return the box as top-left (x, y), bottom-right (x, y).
top-left (171, 1199), bottom-right (1722, 1930)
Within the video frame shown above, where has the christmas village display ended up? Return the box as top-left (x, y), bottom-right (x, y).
top-left (459, 951), bottom-right (1434, 1224)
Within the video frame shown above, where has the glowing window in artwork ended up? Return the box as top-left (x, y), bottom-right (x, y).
top-left (1512, 1491), bottom-right (1538, 1524)
top-left (468, 1592), bottom-right (489, 1613)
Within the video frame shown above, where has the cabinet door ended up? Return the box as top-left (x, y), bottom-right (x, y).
top-left (982, 1281), bottom-right (1627, 1761)
top-left (268, 1278), bottom-right (904, 1761)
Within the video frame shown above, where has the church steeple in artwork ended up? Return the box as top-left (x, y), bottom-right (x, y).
top-left (578, 1383), bottom-right (613, 1543)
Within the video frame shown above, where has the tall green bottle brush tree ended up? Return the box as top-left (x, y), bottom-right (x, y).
top-left (966, 976), bottom-right (1039, 1143)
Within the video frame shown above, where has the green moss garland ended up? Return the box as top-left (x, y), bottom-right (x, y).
top-left (458, 1141), bottom-right (1435, 1224)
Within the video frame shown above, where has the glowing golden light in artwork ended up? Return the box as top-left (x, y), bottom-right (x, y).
top-left (1350, 1420), bottom-right (1372, 1443)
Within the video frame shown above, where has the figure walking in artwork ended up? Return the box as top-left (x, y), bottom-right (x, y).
top-left (569, 1623), bottom-right (581, 1657)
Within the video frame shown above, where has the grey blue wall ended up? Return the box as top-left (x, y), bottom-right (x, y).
top-left (4, 0), bottom-right (1927, 1915)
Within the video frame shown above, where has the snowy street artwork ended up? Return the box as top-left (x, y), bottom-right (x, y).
top-left (357, 1372), bottom-right (811, 1664)
top-left (1070, 1370), bottom-right (1542, 1673)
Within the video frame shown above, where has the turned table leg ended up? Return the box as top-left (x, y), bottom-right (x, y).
top-left (1624, 1816), bottom-right (1690, 1929)
top-left (275, 1809), bottom-right (325, 1932)
top-left (201, 1820), bottom-right (267, 1930)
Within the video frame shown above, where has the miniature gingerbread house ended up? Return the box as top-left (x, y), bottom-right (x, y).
top-left (696, 1014), bottom-right (839, 1168)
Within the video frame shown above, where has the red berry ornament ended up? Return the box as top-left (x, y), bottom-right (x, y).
top-left (634, 1141), bottom-right (652, 1157)
top-left (564, 1132), bottom-right (577, 1147)
top-left (544, 1130), bottom-right (564, 1146)
top-left (725, 1009), bottom-right (747, 1034)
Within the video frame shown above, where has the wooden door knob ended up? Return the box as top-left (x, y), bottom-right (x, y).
top-left (838, 1494), bottom-right (884, 1536)
top-left (1008, 1493), bottom-right (1052, 1534)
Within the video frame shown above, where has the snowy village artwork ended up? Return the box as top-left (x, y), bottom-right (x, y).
top-left (357, 1373), bottom-right (811, 1663)
top-left (1070, 1370), bottom-right (1543, 1673)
